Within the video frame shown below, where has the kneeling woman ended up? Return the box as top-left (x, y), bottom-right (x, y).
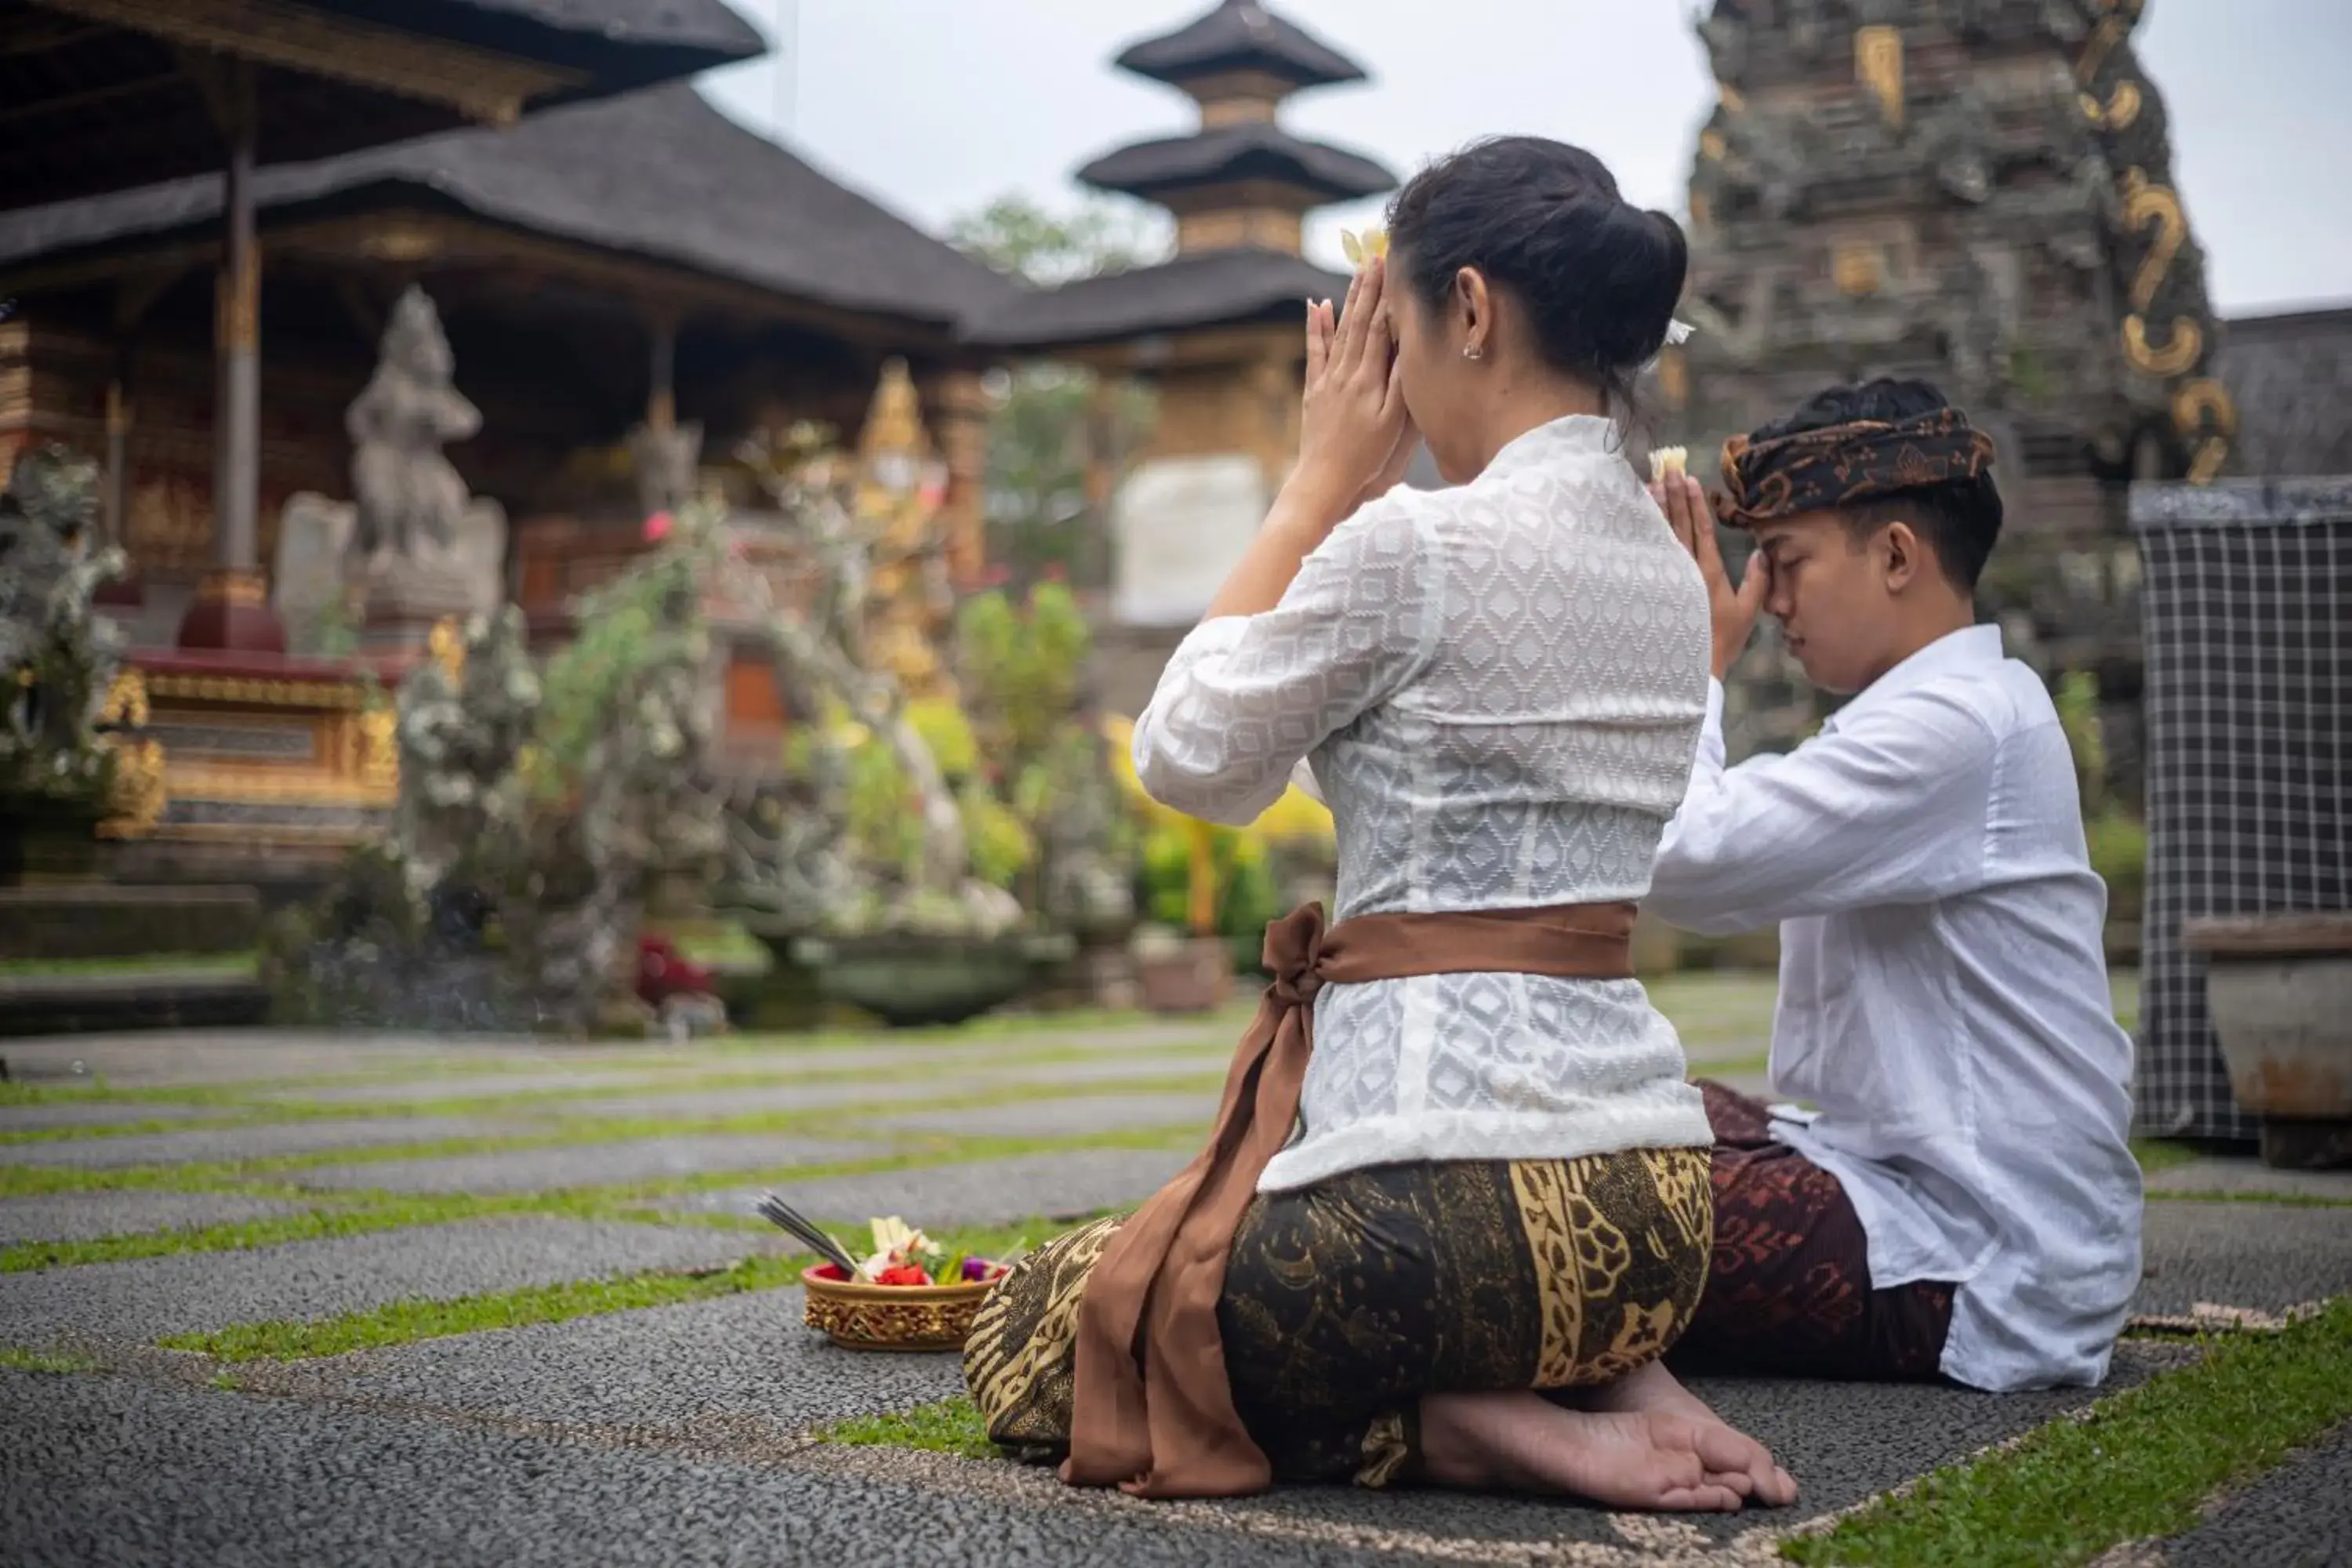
top-left (964, 138), bottom-right (1794, 1512)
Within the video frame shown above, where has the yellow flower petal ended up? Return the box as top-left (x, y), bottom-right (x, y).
top-left (1341, 230), bottom-right (1364, 267)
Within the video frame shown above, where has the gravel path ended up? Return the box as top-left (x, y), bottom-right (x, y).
top-left (2160, 1421), bottom-right (2352, 1568)
top-left (0, 1192), bottom-right (304, 1247)
top-left (666, 1145), bottom-right (1194, 1229)
top-left (2134, 1202), bottom-right (2352, 1318)
top-left (0, 1371), bottom-right (1387, 1568)
top-left (2, 1009), bottom-right (2341, 1566)
top-left (0, 1218), bottom-right (775, 1347)
top-left (1, 1116), bottom-right (532, 1170)
top-left (287, 1134), bottom-right (879, 1195)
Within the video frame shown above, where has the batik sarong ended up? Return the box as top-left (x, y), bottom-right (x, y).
top-left (964, 1146), bottom-right (1712, 1487)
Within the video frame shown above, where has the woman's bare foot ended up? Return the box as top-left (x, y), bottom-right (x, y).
top-left (1418, 1390), bottom-right (1759, 1511)
top-left (1566, 1361), bottom-right (1798, 1507)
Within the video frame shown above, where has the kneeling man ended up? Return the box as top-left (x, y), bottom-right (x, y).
top-left (1643, 380), bottom-right (2141, 1396)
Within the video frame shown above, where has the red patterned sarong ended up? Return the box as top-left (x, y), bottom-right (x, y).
top-left (1670, 1080), bottom-right (1956, 1381)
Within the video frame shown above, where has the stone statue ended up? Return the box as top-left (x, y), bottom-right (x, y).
top-left (350, 288), bottom-right (476, 568)
top-left (0, 445), bottom-right (129, 825)
top-left (328, 286), bottom-right (506, 633)
top-left (627, 419), bottom-right (704, 520)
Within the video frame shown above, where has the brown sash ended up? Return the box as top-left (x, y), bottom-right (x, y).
top-left (1061, 898), bottom-right (1639, 1499)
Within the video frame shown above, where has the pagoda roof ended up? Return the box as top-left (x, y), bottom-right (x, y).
top-left (965, 245), bottom-right (1350, 351)
top-left (1113, 0), bottom-right (1366, 91)
top-left (0, 0), bottom-right (762, 213)
top-left (1079, 123), bottom-right (1394, 205)
top-left (0, 84), bottom-right (1018, 333)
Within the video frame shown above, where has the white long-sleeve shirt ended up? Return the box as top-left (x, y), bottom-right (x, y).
top-left (1649, 624), bottom-right (2143, 1392)
top-left (1132, 415), bottom-right (1717, 1191)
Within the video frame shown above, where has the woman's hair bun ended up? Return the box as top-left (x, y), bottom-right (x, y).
top-left (1386, 137), bottom-right (1690, 400)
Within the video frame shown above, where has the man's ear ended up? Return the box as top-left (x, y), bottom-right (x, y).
top-left (1878, 519), bottom-right (1924, 593)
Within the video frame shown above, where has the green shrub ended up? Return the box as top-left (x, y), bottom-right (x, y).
top-left (906, 698), bottom-right (978, 783)
top-left (960, 783), bottom-right (1035, 891)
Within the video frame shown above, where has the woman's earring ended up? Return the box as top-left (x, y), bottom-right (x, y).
top-left (1462, 344), bottom-right (1484, 361)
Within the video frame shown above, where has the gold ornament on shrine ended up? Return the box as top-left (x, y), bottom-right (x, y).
top-left (1855, 26), bottom-right (1905, 131)
top-left (429, 617), bottom-right (466, 684)
top-left (854, 360), bottom-right (956, 704)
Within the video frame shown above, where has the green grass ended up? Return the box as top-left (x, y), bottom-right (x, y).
top-left (0, 951), bottom-right (258, 980)
top-left (1689, 1051), bottom-right (1770, 1081)
top-left (0, 1029), bottom-right (1235, 1134)
top-left (0, 1346), bottom-right (98, 1374)
top-left (823, 1395), bottom-right (999, 1460)
top-left (159, 1218), bottom-right (1051, 1363)
top-left (0, 1193), bottom-right (555, 1273)
top-left (0, 1069), bottom-right (1220, 1200)
top-left (1784, 1295), bottom-right (2352, 1567)
top-left (2131, 1138), bottom-right (2205, 1176)
top-left (162, 1254), bottom-right (815, 1362)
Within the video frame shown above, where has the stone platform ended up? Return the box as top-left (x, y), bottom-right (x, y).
top-left (1, 975), bottom-right (2343, 1566)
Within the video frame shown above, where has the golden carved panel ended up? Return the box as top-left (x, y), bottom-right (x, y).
top-left (1855, 26), bottom-right (1904, 130)
top-left (2123, 314), bottom-right (2202, 378)
top-left (2120, 169), bottom-right (2187, 314)
top-left (1833, 241), bottom-right (1887, 296)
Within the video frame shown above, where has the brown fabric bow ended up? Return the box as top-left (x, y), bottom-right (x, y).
top-left (1715, 406), bottom-right (1998, 529)
top-left (1062, 898), bottom-right (1639, 1499)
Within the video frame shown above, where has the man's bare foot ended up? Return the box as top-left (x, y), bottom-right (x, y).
top-left (1566, 1361), bottom-right (1798, 1507)
top-left (1418, 1391), bottom-right (1757, 1511)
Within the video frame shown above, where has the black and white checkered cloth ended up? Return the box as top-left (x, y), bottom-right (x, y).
top-left (2130, 478), bottom-right (2352, 1142)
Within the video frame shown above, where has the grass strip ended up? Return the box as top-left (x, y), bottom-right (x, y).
top-left (0, 1071), bottom-right (1219, 1199)
top-left (0, 952), bottom-right (257, 980)
top-left (2131, 1139), bottom-right (2204, 1175)
top-left (0, 1194), bottom-right (541, 1274)
top-left (0, 1029), bottom-right (1236, 1134)
top-left (822, 1395), bottom-right (999, 1461)
top-left (0, 1346), bottom-right (100, 1374)
top-left (1783, 1294), bottom-right (2352, 1568)
top-left (0, 1120), bottom-right (1192, 1269)
top-left (159, 1218), bottom-right (1050, 1363)
top-left (163, 1254), bottom-right (812, 1362)
top-left (1687, 1052), bottom-right (1770, 1081)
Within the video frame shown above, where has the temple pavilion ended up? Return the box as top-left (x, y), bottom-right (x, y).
top-left (0, 0), bottom-right (764, 654)
top-left (0, 82), bottom-right (1016, 654)
top-left (0, 8), bottom-right (1012, 887)
top-left (964, 0), bottom-right (1398, 715)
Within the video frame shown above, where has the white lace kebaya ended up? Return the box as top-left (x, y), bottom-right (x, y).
top-left (1131, 415), bottom-right (1717, 1192)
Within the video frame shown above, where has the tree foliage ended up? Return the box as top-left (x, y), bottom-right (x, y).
top-left (949, 194), bottom-right (1162, 591)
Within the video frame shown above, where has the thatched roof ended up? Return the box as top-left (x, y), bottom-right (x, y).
top-left (2217, 305), bottom-right (2352, 478)
top-left (1114, 0), bottom-right (1365, 91)
top-left (0, 0), bottom-right (761, 212)
top-left (0, 84), bottom-right (1018, 332)
top-left (1078, 123), bottom-right (1395, 205)
top-left (965, 246), bottom-right (1349, 352)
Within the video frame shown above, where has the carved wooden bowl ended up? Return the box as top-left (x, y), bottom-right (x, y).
top-left (801, 1263), bottom-right (1007, 1352)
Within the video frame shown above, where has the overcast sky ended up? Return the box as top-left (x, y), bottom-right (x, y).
top-left (699, 1), bottom-right (2351, 317)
